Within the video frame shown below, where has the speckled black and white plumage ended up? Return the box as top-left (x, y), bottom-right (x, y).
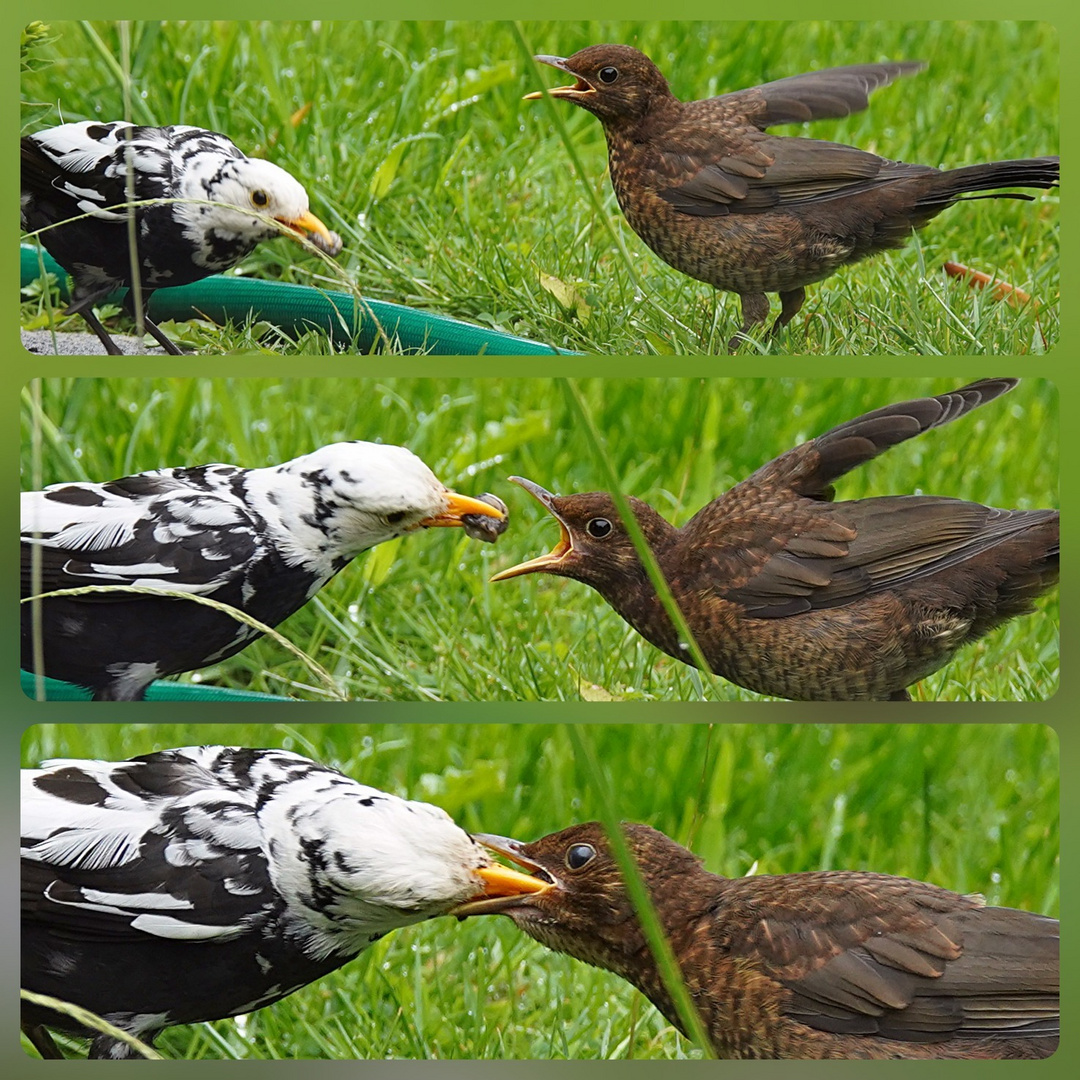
top-left (21, 121), bottom-right (342, 354)
top-left (21, 746), bottom-right (524, 1059)
top-left (21, 441), bottom-right (507, 700)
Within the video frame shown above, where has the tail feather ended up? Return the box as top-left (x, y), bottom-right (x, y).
top-left (918, 156), bottom-right (1059, 211)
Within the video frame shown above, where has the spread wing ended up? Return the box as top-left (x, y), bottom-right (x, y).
top-left (652, 62), bottom-right (927, 217)
top-left (721, 872), bottom-right (1058, 1041)
top-left (714, 62), bottom-right (927, 130)
top-left (21, 468), bottom-right (263, 602)
top-left (742, 379), bottom-right (1018, 499)
top-left (670, 379), bottom-right (1044, 617)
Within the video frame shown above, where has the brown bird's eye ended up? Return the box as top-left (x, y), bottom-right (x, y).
top-left (251, 189), bottom-right (269, 208)
top-left (565, 843), bottom-right (596, 870)
top-left (598, 66), bottom-right (619, 84)
top-left (586, 517), bottom-right (612, 539)
top-left (386, 511), bottom-right (408, 525)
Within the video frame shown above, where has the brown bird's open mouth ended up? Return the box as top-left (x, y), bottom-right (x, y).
top-left (489, 477), bottom-right (572, 579)
top-left (452, 834), bottom-right (555, 916)
top-left (523, 56), bottom-right (596, 101)
top-left (418, 491), bottom-right (508, 530)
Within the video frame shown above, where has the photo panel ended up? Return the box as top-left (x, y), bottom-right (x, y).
top-left (21, 376), bottom-right (1059, 702)
top-left (20, 721), bottom-right (1060, 1059)
top-left (20, 19), bottom-right (1059, 357)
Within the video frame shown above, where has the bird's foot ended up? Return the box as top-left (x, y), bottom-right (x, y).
top-left (729, 288), bottom-right (807, 352)
top-left (729, 292), bottom-right (772, 352)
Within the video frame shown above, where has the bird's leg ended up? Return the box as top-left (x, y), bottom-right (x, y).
top-left (888, 688), bottom-right (913, 701)
top-left (728, 292), bottom-right (771, 351)
top-left (138, 315), bottom-right (185, 355)
top-left (22, 1022), bottom-right (64, 1059)
top-left (76, 307), bottom-right (124, 355)
top-left (771, 287), bottom-right (806, 336)
top-left (122, 291), bottom-right (184, 355)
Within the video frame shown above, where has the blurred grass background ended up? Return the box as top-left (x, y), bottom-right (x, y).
top-left (21, 376), bottom-right (1059, 701)
top-left (20, 20), bottom-right (1059, 354)
top-left (20, 722), bottom-right (1059, 1059)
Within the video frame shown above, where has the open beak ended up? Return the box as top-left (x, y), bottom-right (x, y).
top-left (452, 834), bottom-right (554, 917)
top-left (523, 55), bottom-right (596, 101)
top-left (490, 476), bottom-right (572, 580)
top-left (279, 209), bottom-right (343, 256)
top-left (420, 491), bottom-right (508, 530)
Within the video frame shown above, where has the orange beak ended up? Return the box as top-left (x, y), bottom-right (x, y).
top-left (452, 835), bottom-right (554, 917)
top-left (523, 55), bottom-right (595, 102)
top-left (280, 209), bottom-right (343, 256)
top-left (490, 476), bottom-right (572, 580)
top-left (419, 491), bottom-right (508, 529)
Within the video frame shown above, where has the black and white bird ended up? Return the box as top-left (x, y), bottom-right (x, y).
top-left (21, 745), bottom-right (547, 1059)
top-left (21, 120), bottom-right (343, 354)
top-left (21, 441), bottom-right (508, 700)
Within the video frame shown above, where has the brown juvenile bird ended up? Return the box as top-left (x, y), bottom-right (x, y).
top-left (454, 822), bottom-right (1059, 1059)
top-left (491, 378), bottom-right (1058, 700)
top-left (525, 45), bottom-right (1059, 349)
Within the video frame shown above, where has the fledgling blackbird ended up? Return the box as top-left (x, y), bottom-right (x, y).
top-left (455, 822), bottom-right (1059, 1060)
top-left (491, 378), bottom-right (1058, 700)
top-left (21, 442), bottom-right (507, 700)
top-left (21, 746), bottom-right (546, 1058)
top-left (21, 121), bottom-right (343, 354)
top-left (525, 45), bottom-right (1059, 349)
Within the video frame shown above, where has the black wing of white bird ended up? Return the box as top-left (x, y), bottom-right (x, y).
top-left (21, 441), bottom-right (508, 700)
top-left (21, 121), bottom-right (343, 355)
top-left (21, 745), bottom-right (548, 1059)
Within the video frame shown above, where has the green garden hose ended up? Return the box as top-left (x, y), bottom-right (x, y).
top-left (20, 670), bottom-right (291, 701)
top-left (21, 244), bottom-right (576, 355)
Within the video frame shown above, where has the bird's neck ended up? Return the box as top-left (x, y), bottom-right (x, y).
top-left (605, 577), bottom-right (683, 659)
top-left (587, 517), bottom-right (691, 660)
top-left (593, 872), bottom-right (718, 1025)
top-left (602, 94), bottom-right (681, 184)
top-left (242, 466), bottom-right (356, 578)
top-left (627, 876), bottom-right (764, 1057)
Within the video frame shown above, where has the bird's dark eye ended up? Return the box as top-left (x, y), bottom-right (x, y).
top-left (386, 511), bottom-right (408, 525)
top-left (598, 66), bottom-right (619, 84)
top-left (586, 517), bottom-right (612, 539)
top-left (565, 843), bottom-right (596, 870)
top-left (251, 189), bottom-right (269, 208)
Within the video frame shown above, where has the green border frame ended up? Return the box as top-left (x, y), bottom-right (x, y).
top-left (9, 4), bottom-right (1072, 1073)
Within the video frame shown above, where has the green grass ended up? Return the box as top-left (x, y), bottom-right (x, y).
top-left (20, 20), bottom-right (1058, 354)
top-left (21, 376), bottom-right (1059, 701)
top-left (20, 721), bottom-right (1059, 1059)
